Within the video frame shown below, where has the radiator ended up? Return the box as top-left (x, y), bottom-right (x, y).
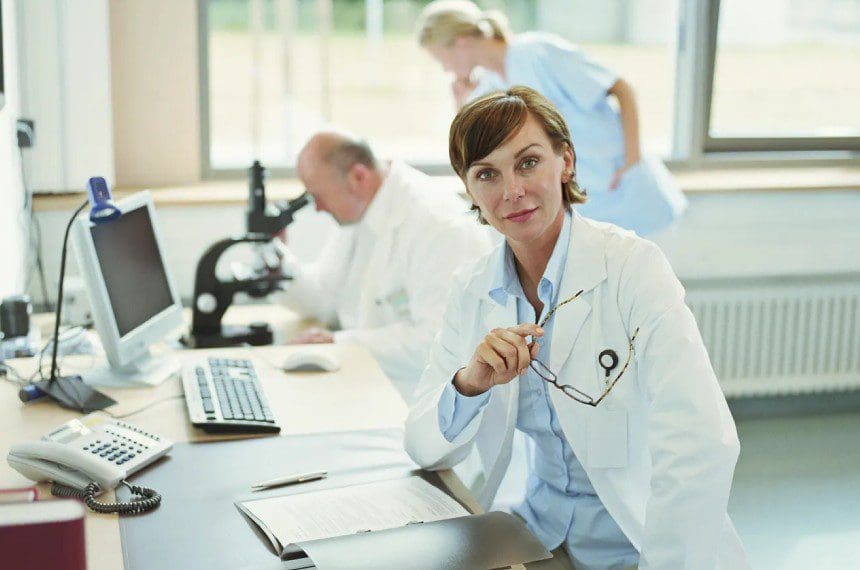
top-left (684, 275), bottom-right (860, 397)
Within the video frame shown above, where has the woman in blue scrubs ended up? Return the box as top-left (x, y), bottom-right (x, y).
top-left (416, 1), bottom-right (687, 236)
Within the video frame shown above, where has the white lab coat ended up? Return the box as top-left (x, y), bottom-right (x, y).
top-left (280, 161), bottom-right (493, 399)
top-left (405, 211), bottom-right (749, 569)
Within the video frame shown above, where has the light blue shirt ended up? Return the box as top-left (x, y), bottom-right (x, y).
top-left (473, 33), bottom-right (687, 237)
top-left (437, 210), bottom-right (639, 569)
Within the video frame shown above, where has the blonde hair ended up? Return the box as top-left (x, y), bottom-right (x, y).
top-left (449, 86), bottom-right (587, 223)
top-left (416, 1), bottom-right (511, 47)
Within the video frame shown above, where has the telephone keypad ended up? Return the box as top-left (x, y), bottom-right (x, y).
top-left (81, 432), bottom-right (150, 464)
top-left (83, 437), bottom-right (144, 465)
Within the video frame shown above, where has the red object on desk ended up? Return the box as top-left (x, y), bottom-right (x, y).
top-left (0, 499), bottom-right (86, 570)
top-left (0, 485), bottom-right (39, 503)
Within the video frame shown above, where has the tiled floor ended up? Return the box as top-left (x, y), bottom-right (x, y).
top-left (730, 413), bottom-right (860, 569)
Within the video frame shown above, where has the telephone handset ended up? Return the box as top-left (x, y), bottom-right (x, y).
top-left (7, 416), bottom-right (173, 514)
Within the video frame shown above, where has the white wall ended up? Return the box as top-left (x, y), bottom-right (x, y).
top-left (109, 0), bottom-right (201, 186)
top-left (29, 188), bottom-right (860, 310)
top-left (16, 0), bottom-right (114, 192)
top-left (0, 0), bottom-right (26, 297)
top-left (651, 190), bottom-right (860, 281)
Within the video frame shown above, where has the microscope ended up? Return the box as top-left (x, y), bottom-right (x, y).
top-left (187, 161), bottom-right (309, 348)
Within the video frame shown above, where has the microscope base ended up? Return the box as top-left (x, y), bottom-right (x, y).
top-left (189, 323), bottom-right (274, 349)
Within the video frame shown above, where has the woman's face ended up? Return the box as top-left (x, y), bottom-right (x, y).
top-left (426, 38), bottom-right (476, 79)
top-left (465, 114), bottom-right (573, 247)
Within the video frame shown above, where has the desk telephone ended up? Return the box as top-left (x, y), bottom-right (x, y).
top-left (6, 417), bottom-right (172, 514)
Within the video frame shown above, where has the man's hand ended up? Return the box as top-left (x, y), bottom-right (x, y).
top-left (453, 324), bottom-right (543, 397)
top-left (288, 327), bottom-right (334, 345)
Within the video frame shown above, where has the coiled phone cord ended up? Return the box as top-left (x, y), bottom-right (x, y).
top-left (51, 480), bottom-right (162, 515)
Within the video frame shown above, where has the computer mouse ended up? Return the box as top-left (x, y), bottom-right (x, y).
top-left (281, 349), bottom-right (341, 373)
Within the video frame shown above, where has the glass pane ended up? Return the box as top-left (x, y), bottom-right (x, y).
top-left (207, 0), bottom-right (678, 171)
top-left (710, 0), bottom-right (860, 138)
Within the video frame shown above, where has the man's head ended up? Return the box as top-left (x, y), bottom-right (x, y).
top-left (296, 131), bottom-right (383, 225)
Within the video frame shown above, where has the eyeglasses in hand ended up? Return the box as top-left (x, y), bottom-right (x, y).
top-left (528, 290), bottom-right (640, 407)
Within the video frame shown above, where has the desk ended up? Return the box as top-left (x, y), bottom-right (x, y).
top-left (0, 309), bottom-right (482, 569)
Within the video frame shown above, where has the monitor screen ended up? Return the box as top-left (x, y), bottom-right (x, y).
top-left (89, 205), bottom-right (174, 337)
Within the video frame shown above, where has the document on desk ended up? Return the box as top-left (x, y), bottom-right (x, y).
top-left (237, 476), bottom-right (468, 557)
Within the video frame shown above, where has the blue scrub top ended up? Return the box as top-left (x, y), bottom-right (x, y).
top-left (470, 32), bottom-right (687, 236)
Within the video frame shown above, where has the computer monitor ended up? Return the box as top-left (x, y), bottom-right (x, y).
top-left (72, 191), bottom-right (183, 387)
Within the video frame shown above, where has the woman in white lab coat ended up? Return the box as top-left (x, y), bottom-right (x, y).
top-left (404, 86), bottom-right (748, 569)
top-left (416, 1), bottom-right (687, 237)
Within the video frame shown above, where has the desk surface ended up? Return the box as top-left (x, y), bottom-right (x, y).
top-left (0, 306), bottom-right (482, 569)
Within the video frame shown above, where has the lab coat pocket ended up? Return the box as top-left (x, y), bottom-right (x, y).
top-left (586, 408), bottom-right (628, 469)
top-left (374, 287), bottom-right (410, 321)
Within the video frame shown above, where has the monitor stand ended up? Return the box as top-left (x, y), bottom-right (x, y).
top-left (81, 350), bottom-right (181, 388)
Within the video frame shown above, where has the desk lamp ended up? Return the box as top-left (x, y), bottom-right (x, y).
top-left (34, 177), bottom-right (120, 412)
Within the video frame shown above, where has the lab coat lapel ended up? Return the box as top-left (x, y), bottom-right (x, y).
top-left (482, 296), bottom-right (518, 332)
top-left (357, 231), bottom-right (394, 324)
top-left (548, 212), bottom-right (608, 375)
top-left (357, 182), bottom-right (405, 324)
top-left (475, 288), bottom-right (519, 508)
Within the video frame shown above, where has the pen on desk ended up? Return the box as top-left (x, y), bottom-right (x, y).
top-left (251, 470), bottom-right (327, 491)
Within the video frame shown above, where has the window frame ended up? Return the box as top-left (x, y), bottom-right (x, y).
top-left (700, 0), bottom-right (860, 158)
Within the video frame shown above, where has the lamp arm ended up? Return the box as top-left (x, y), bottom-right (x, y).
top-left (49, 200), bottom-right (88, 383)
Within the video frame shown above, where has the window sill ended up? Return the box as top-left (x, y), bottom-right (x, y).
top-left (32, 179), bottom-right (307, 212)
top-left (32, 165), bottom-right (860, 212)
top-left (670, 165), bottom-right (860, 193)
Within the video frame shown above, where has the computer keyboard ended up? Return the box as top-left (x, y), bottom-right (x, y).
top-left (182, 357), bottom-right (281, 434)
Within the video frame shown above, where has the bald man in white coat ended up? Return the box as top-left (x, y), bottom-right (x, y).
top-left (278, 132), bottom-right (493, 400)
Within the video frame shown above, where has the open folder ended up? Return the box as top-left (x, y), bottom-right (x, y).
top-left (236, 475), bottom-right (551, 570)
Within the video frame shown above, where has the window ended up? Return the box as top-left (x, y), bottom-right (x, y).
top-left (201, 0), bottom-right (680, 174)
top-left (205, 0), bottom-right (452, 172)
top-left (707, 0), bottom-right (860, 152)
top-left (200, 0), bottom-right (860, 176)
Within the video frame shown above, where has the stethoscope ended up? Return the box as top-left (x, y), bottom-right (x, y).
top-left (598, 348), bottom-right (619, 381)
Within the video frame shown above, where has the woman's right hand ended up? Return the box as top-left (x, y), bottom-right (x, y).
top-left (451, 76), bottom-right (477, 108)
top-left (454, 324), bottom-right (544, 396)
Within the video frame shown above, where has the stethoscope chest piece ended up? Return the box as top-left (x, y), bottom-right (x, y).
top-left (598, 349), bottom-right (619, 378)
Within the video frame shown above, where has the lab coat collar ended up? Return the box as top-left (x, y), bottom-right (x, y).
top-left (359, 160), bottom-right (408, 236)
top-left (469, 209), bottom-right (607, 303)
top-left (488, 208), bottom-right (571, 309)
top-left (487, 246), bottom-right (514, 307)
top-left (563, 209), bottom-right (609, 294)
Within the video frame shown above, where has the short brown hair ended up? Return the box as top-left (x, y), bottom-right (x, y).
top-left (449, 86), bottom-right (587, 223)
